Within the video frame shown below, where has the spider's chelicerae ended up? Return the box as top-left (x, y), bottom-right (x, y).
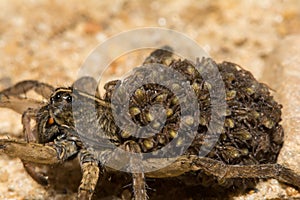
top-left (0, 47), bottom-right (299, 200)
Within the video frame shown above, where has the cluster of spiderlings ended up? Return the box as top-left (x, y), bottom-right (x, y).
top-left (104, 66), bottom-right (198, 156)
top-left (194, 60), bottom-right (283, 166)
top-left (178, 59), bottom-right (284, 189)
top-left (125, 83), bottom-right (182, 152)
top-left (175, 60), bottom-right (283, 164)
top-left (103, 56), bottom-right (283, 167)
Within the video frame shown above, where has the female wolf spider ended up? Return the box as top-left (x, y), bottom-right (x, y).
top-left (0, 48), bottom-right (300, 200)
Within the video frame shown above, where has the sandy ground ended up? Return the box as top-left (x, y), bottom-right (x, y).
top-left (0, 0), bottom-right (300, 199)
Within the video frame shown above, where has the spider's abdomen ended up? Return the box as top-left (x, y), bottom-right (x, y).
top-left (104, 57), bottom-right (283, 167)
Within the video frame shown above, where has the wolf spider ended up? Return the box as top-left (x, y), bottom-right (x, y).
top-left (0, 48), bottom-right (300, 200)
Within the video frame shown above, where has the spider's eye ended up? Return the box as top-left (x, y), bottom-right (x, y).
top-left (51, 93), bottom-right (61, 103)
top-left (51, 92), bottom-right (72, 103)
top-left (55, 93), bottom-right (61, 99)
top-left (63, 94), bottom-right (72, 103)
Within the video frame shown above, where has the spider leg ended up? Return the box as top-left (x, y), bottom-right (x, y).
top-left (123, 141), bottom-right (148, 200)
top-left (132, 169), bottom-right (147, 200)
top-left (0, 139), bottom-right (59, 164)
top-left (0, 80), bottom-right (54, 114)
top-left (78, 149), bottom-right (100, 200)
top-left (0, 80), bottom-right (54, 99)
top-left (143, 45), bottom-right (173, 65)
top-left (22, 161), bottom-right (49, 186)
top-left (191, 156), bottom-right (300, 189)
top-left (53, 128), bottom-right (101, 200)
top-left (22, 107), bottom-right (38, 142)
top-left (0, 136), bottom-right (81, 164)
top-left (0, 95), bottom-right (43, 114)
top-left (0, 136), bottom-right (82, 184)
top-left (21, 106), bottom-right (52, 185)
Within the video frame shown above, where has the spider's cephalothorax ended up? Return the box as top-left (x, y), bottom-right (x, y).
top-left (0, 47), bottom-right (299, 200)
